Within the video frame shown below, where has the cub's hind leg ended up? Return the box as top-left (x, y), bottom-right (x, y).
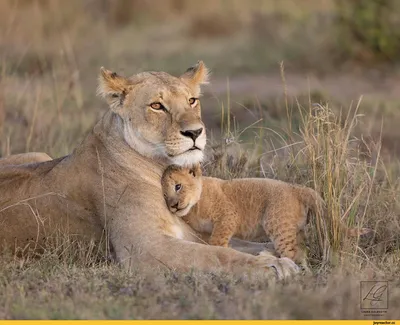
top-left (263, 211), bottom-right (306, 266)
top-left (295, 229), bottom-right (311, 273)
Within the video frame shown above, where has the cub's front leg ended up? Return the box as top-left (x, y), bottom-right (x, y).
top-left (208, 213), bottom-right (238, 247)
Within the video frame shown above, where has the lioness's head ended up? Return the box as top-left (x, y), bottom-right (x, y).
top-left (161, 163), bottom-right (202, 217)
top-left (97, 61), bottom-right (209, 166)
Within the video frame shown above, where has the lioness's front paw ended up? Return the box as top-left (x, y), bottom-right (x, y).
top-left (275, 256), bottom-right (300, 279)
top-left (258, 251), bottom-right (300, 280)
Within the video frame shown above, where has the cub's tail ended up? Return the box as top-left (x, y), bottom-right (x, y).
top-left (296, 186), bottom-right (372, 237)
top-left (296, 186), bottom-right (326, 220)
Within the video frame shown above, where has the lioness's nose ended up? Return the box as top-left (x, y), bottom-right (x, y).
top-left (180, 128), bottom-right (203, 141)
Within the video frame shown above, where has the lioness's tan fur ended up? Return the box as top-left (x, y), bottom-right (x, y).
top-left (0, 62), bottom-right (298, 279)
top-left (162, 164), bottom-right (325, 264)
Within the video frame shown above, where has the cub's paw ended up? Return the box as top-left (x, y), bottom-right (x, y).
top-left (258, 251), bottom-right (300, 280)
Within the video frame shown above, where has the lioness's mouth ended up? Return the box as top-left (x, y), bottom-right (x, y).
top-left (167, 146), bottom-right (200, 158)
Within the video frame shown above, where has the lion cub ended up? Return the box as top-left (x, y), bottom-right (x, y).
top-left (161, 164), bottom-right (325, 265)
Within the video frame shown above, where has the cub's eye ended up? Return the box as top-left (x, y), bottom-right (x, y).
top-left (150, 102), bottom-right (165, 111)
top-left (189, 97), bottom-right (198, 107)
top-left (189, 169), bottom-right (195, 177)
top-left (175, 184), bottom-right (182, 192)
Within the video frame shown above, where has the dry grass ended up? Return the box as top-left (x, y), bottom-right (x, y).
top-left (1, 0), bottom-right (400, 320)
top-left (1, 257), bottom-right (399, 320)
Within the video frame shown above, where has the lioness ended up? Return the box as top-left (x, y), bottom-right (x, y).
top-left (0, 62), bottom-right (298, 279)
top-left (162, 163), bottom-right (325, 266)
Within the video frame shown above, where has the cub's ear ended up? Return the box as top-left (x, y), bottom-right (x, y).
top-left (180, 61), bottom-right (210, 94)
top-left (97, 67), bottom-right (130, 110)
top-left (189, 163), bottom-right (202, 177)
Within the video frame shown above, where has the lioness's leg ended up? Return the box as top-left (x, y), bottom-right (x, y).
top-left (229, 238), bottom-right (274, 255)
top-left (198, 233), bottom-right (272, 255)
top-left (108, 193), bottom-right (299, 279)
top-left (116, 230), bottom-right (298, 280)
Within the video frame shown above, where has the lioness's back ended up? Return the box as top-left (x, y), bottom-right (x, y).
top-left (0, 157), bottom-right (65, 202)
top-left (0, 152), bottom-right (52, 166)
top-left (0, 156), bottom-right (101, 253)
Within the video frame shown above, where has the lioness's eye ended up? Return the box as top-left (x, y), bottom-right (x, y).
top-left (150, 102), bottom-right (165, 111)
top-left (175, 184), bottom-right (182, 192)
top-left (189, 97), bottom-right (198, 107)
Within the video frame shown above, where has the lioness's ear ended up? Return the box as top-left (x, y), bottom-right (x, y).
top-left (180, 61), bottom-right (210, 94)
top-left (97, 67), bottom-right (129, 110)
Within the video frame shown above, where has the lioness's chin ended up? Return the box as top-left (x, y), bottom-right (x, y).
top-left (170, 149), bottom-right (204, 167)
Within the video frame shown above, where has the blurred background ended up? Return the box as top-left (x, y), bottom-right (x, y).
top-left (0, 0), bottom-right (399, 158)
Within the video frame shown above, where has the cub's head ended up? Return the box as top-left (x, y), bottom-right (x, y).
top-left (161, 163), bottom-right (202, 217)
top-left (97, 61), bottom-right (209, 166)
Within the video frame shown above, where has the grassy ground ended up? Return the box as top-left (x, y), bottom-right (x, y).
top-left (0, 0), bottom-right (400, 320)
top-left (1, 258), bottom-right (399, 319)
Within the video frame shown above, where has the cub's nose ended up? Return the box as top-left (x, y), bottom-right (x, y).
top-left (168, 198), bottom-right (179, 211)
top-left (180, 128), bottom-right (203, 141)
